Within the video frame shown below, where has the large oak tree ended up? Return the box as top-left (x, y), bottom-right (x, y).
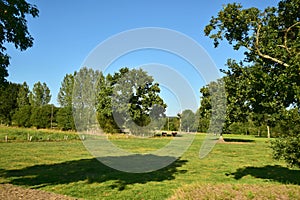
top-left (204, 0), bottom-right (300, 166)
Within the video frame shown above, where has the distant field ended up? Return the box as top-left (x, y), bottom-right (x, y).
top-left (0, 126), bottom-right (299, 199)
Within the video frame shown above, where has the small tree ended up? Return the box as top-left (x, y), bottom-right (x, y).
top-left (16, 82), bottom-right (30, 107)
top-left (57, 72), bottom-right (76, 130)
top-left (57, 73), bottom-right (75, 107)
top-left (13, 82), bottom-right (32, 127)
top-left (181, 109), bottom-right (196, 132)
top-left (29, 81), bottom-right (51, 106)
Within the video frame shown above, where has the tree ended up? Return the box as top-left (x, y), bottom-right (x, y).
top-left (57, 72), bottom-right (76, 130)
top-left (57, 106), bottom-right (75, 131)
top-left (97, 68), bottom-right (167, 135)
top-left (12, 81), bottom-right (31, 127)
top-left (57, 73), bottom-right (75, 107)
top-left (205, 0), bottom-right (300, 108)
top-left (30, 104), bottom-right (58, 129)
top-left (0, 0), bottom-right (39, 85)
top-left (12, 105), bottom-right (32, 127)
top-left (194, 109), bottom-right (209, 133)
top-left (29, 81), bottom-right (51, 106)
top-left (97, 73), bottom-right (119, 133)
top-left (162, 116), bottom-right (180, 131)
top-left (30, 104), bottom-right (57, 129)
top-left (205, 0), bottom-right (300, 165)
top-left (181, 109), bottom-right (196, 132)
top-left (0, 82), bottom-right (20, 124)
top-left (198, 79), bottom-right (226, 134)
top-left (16, 82), bottom-right (30, 107)
top-left (73, 67), bottom-right (103, 131)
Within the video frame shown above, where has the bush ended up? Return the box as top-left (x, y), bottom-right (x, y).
top-left (271, 109), bottom-right (300, 167)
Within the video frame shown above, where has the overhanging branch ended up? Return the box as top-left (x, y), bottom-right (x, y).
top-left (255, 24), bottom-right (290, 67)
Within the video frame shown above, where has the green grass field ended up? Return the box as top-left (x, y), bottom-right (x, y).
top-left (0, 126), bottom-right (299, 199)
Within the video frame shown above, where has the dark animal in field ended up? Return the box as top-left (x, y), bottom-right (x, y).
top-left (162, 132), bottom-right (167, 136)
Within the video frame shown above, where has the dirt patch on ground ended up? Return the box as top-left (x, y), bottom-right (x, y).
top-left (0, 184), bottom-right (80, 200)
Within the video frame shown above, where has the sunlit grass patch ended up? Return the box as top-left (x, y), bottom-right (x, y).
top-left (168, 183), bottom-right (300, 200)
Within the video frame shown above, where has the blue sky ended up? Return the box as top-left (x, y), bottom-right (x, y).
top-left (6, 0), bottom-right (279, 116)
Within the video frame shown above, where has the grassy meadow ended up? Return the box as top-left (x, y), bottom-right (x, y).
top-left (0, 126), bottom-right (299, 199)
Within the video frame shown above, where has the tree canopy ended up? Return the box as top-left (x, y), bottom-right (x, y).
top-left (0, 0), bottom-right (39, 84)
top-left (29, 81), bottom-right (51, 106)
top-left (97, 67), bottom-right (166, 134)
top-left (205, 0), bottom-right (300, 110)
top-left (203, 0), bottom-right (300, 167)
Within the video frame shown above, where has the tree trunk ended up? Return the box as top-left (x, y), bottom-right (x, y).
top-left (267, 125), bottom-right (270, 138)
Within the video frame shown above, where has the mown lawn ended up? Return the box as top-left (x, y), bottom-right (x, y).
top-left (0, 126), bottom-right (299, 199)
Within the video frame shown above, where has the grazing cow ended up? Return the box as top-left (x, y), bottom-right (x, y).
top-left (172, 132), bottom-right (177, 137)
top-left (162, 132), bottom-right (167, 136)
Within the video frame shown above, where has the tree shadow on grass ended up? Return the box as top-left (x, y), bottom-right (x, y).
top-left (0, 155), bottom-right (187, 190)
top-left (223, 138), bottom-right (255, 143)
top-left (228, 165), bottom-right (300, 185)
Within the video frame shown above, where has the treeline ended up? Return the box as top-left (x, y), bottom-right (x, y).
top-left (0, 67), bottom-right (167, 132)
top-left (195, 78), bottom-right (296, 137)
top-left (0, 81), bottom-right (71, 130)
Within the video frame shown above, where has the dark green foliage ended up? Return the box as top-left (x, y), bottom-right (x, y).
top-left (198, 79), bottom-right (226, 134)
top-left (12, 82), bottom-right (32, 127)
top-left (272, 109), bottom-right (300, 167)
top-left (12, 105), bottom-right (32, 127)
top-left (0, 0), bottom-right (39, 84)
top-left (0, 82), bottom-right (20, 124)
top-left (57, 106), bottom-right (75, 131)
top-left (30, 105), bottom-right (57, 129)
top-left (98, 114), bottom-right (121, 133)
top-left (57, 73), bottom-right (76, 131)
top-left (162, 116), bottom-right (179, 131)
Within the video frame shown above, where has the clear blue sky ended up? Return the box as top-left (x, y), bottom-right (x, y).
top-left (6, 0), bottom-right (279, 116)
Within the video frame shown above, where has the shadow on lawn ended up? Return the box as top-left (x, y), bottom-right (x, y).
top-left (223, 138), bottom-right (255, 143)
top-left (228, 165), bottom-right (300, 185)
top-left (0, 155), bottom-right (187, 190)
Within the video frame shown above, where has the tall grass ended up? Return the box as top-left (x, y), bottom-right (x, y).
top-left (0, 126), bottom-right (80, 142)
